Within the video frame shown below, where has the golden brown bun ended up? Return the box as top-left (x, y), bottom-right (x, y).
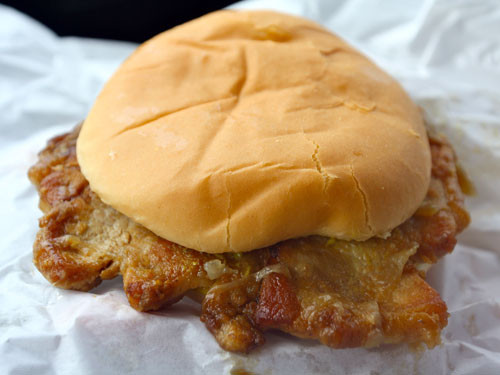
top-left (77, 10), bottom-right (431, 253)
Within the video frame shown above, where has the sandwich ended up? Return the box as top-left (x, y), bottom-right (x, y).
top-left (29, 10), bottom-right (470, 352)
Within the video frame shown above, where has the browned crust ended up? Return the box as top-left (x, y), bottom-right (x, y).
top-left (29, 126), bottom-right (469, 352)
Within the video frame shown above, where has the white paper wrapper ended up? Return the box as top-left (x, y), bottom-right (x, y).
top-left (1, 1), bottom-right (500, 374)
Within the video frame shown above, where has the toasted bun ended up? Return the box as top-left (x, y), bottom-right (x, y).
top-left (77, 10), bottom-right (431, 253)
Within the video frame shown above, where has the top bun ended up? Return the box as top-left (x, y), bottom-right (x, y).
top-left (77, 10), bottom-right (431, 253)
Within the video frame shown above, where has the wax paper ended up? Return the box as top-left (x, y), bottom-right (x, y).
top-left (1, 1), bottom-right (499, 374)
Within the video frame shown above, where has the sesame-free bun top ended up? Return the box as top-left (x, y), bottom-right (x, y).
top-left (77, 10), bottom-right (431, 253)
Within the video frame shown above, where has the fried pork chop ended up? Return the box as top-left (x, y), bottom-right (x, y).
top-left (29, 126), bottom-right (469, 352)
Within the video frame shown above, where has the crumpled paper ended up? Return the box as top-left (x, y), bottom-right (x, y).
top-left (1, 0), bottom-right (499, 374)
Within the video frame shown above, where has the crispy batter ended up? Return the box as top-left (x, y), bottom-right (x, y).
top-left (29, 126), bottom-right (469, 352)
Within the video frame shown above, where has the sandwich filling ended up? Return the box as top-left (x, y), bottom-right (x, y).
top-left (29, 125), bottom-right (469, 352)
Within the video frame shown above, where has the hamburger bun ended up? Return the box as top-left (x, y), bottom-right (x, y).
top-left (76, 10), bottom-right (431, 254)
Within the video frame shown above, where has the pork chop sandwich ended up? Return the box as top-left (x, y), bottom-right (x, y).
top-left (29, 10), bottom-right (470, 353)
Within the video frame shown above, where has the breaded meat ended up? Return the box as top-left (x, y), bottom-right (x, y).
top-left (28, 126), bottom-right (469, 352)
